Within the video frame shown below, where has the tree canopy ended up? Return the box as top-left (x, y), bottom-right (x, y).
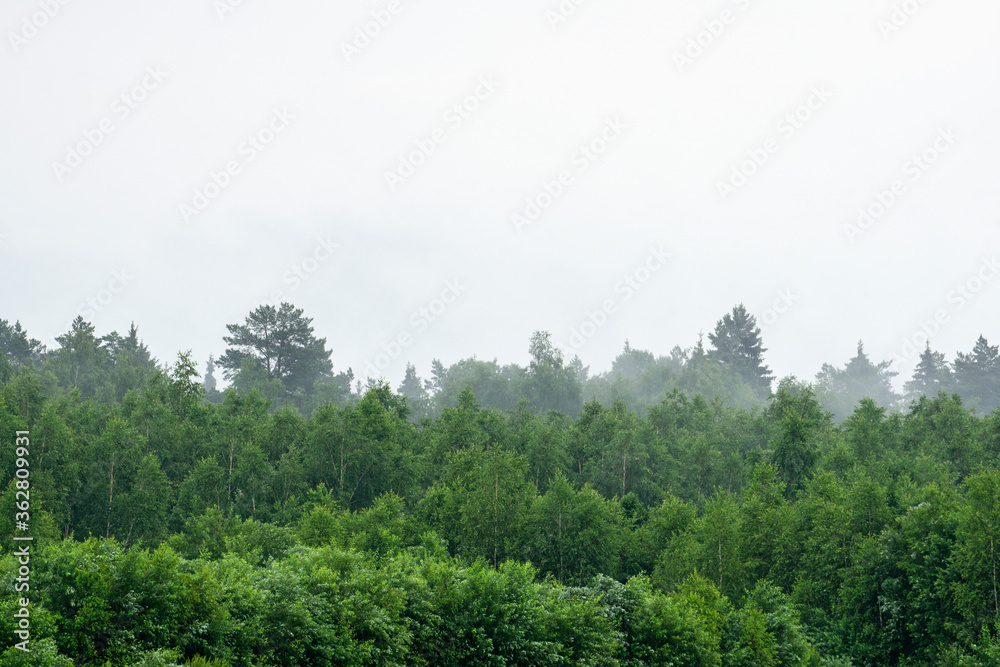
top-left (708, 304), bottom-right (774, 397)
top-left (218, 302), bottom-right (334, 395)
top-left (5, 307), bottom-right (1000, 664)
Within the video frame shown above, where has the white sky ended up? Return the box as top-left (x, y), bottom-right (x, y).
top-left (2, 0), bottom-right (999, 390)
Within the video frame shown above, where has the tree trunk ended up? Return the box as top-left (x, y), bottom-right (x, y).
top-left (106, 459), bottom-right (115, 538)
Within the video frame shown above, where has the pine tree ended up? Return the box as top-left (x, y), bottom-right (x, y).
top-left (0, 319), bottom-right (45, 369)
top-left (218, 303), bottom-right (333, 394)
top-left (904, 343), bottom-right (952, 400)
top-left (569, 355), bottom-right (589, 383)
top-left (953, 335), bottom-right (1000, 413)
top-left (611, 340), bottom-right (655, 379)
top-left (397, 363), bottom-right (425, 401)
top-left (708, 304), bottom-right (774, 396)
top-left (815, 341), bottom-right (898, 421)
top-left (204, 355), bottom-right (218, 392)
top-left (424, 358), bottom-right (447, 394)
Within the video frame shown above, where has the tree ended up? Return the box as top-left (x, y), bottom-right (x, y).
top-left (424, 358), bottom-right (447, 395)
top-left (843, 397), bottom-right (892, 462)
top-left (576, 399), bottom-right (664, 503)
top-left (101, 323), bottom-right (159, 401)
top-left (611, 340), bottom-right (655, 379)
top-left (694, 491), bottom-right (746, 600)
top-left (434, 357), bottom-right (525, 413)
top-left (953, 335), bottom-right (1000, 413)
top-left (525, 330), bottom-right (583, 416)
top-left (708, 304), bottom-right (774, 396)
top-left (767, 378), bottom-right (826, 495)
top-left (397, 362), bottom-right (423, 400)
top-left (437, 448), bottom-right (535, 568)
top-left (525, 472), bottom-right (620, 585)
top-left (397, 362), bottom-right (429, 419)
top-left (814, 341), bottom-right (898, 421)
top-left (84, 417), bottom-right (145, 539)
top-left (739, 463), bottom-right (789, 585)
top-left (675, 335), bottom-right (760, 411)
top-left (905, 343), bottom-right (953, 400)
top-left (218, 303), bottom-right (333, 394)
top-left (204, 355), bottom-right (217, 393)
top-left (46, 317), bottom-right (108, 397)
top-left (903, 393), bottom-right (981, 480)
top-left (0, 319), bottom-right (45, 369)
top-left (724, 582), bottom-right (815, 667)
top-left (954, 469), bottom-right (1000, 634)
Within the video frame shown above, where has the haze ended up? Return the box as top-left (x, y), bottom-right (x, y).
top-left (3, 0), bottom-right (999, 390)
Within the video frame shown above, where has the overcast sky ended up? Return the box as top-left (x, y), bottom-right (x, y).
top-left (3, 0), bottom-right (999, 391)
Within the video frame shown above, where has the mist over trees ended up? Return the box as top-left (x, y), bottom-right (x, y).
top-left (3, 304), bottom-right (1000, 665)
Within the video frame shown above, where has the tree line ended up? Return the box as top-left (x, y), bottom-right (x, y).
top-left (5, 303), bottom-right (998, 422)
top-left (1, 306), bottom-right (1000, 665)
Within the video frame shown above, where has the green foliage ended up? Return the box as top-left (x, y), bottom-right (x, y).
top-left (0, 319), bottom-right (45, 371)
top-left (5, 312), bottom-right (1000, 665)
top-left (708, 303), bottom-right (774, 397)
top-left (218, 302), bottom-right (333, 397)
top-left (526, 472), bottom-right (620, 585)
top-left (814, 341), bottom-right (899, 422)
top-left (953, 469), bottom-right (1000, 636)
top-left (767, 378), bottom-right (827, 496)
top-left (525, 331), bottom-right (583, 417)
top-left (953, 335), bottom-right (1000, 414)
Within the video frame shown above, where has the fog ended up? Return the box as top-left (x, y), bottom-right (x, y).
top-left (3, 0), bottom-right (998, 389)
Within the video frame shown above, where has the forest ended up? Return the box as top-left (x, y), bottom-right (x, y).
top-left (2, 303), bottom-right (1000, 666)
